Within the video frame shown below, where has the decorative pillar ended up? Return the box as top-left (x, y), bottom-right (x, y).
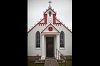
top-left (44, 14), bottom-right (47, 24)
top-left (56, 34), bottom-right (60, 59)
top-left (41, 35), bottom-right (45, 60)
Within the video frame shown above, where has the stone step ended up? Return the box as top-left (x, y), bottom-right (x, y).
top-left (44, 58), bottom-right (59, 66)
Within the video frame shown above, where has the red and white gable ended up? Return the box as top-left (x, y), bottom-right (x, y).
top-left (28, 5), bottom-right (71, 33)
top-left (38, 6), bottom-right (57, 24)
top-left (28, 3), bottom-right (72, 58)
top-left (41, 23), bottom-right (60, 35)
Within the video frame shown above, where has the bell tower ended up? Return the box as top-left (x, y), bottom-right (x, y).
top-left (44, 1), bottom-right (56, 24)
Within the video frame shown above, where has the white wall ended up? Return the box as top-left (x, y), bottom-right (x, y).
top-left (28, 24), bottom-right (46, 56)
top-left (53, 20), bottom-right (72, 55)
top-left (28, 23), bottom-right (72, 56)
top-left (28, 11), bottom-right (72, 56)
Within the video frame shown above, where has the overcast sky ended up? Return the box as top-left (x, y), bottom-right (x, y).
top-left (28, 0), bottom-right (72, 31)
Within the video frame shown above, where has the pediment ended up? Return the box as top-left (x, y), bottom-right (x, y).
top-left (41, 23), bottom-right (59, 33)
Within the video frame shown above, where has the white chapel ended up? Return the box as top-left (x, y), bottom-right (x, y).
top-left (28, 2), bottom-right (72, 60)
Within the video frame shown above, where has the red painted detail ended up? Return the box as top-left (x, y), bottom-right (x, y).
top-left (55, 23), bottom-right (61, 24)
top-left (60, 23), bottom-right (61, 26)
top-left (44, 14), bottom-right (47, 24)
top-left (41, 23), bottom-right (60, 33)
top-left (28, 18), bottom-right (46, 33)
top-left (28, 23), bottom-right (38, 33)
top-left (28, 12), bottom-right (72, 34)
top-left (56, 19), bottom-right (72, 33)
top-left (39, 23), bottom-right (45, 24)
top-left (48, 27), bottom-right (53, 31)
top-left (53, 14), bottom-right (56, 24)
top-left (38, 18), bottom-right (44, 23)
top-left (39, 23), bottom-right (47, 26)
top-left (42, 32), bottom-right (59, 33)
top-left (28, 18), bottom-right (72, 33)
top-left (42, 32), bottom-right (60, 35)
top-left (56, 24), bottom-right (57, 26)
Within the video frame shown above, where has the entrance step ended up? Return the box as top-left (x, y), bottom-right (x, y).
top-left (44, 58), bottom-right (59, 66)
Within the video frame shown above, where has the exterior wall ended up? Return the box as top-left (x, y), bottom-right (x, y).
top-left (28, 23), bottom-right (72, 57)
top-left (53, 20), bottom-right (72, 55)
top-left (28, 10), bottom-right (72, 57)
top-left (28, 24), bottom-right (47, 56)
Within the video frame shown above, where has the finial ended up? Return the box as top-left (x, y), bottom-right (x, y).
top-left (49, 1), bottom-right (52, 5)
top-left (48, 1), bottom-right (52, 8)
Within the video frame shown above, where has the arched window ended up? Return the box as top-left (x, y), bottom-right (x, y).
top-left (36, 31), bottom-right (40, 48)
top-left (49, 11), bottom-right (51, 17)
top-left (60, 31), bottom-right (65, 48)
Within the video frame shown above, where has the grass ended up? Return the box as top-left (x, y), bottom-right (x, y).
top-left (28, 59), bottom-right (72, 66)
top-left (59, 60), bottom-right (72, 66)
top-left (28, 63), bottom-right (44, 66)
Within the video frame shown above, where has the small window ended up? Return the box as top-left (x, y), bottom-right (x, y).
top-left (49, 11), bottom-right (51, 17)
top-left (36, 31), bottom-right (40, 48)
top-left (60, 31), bottom-right (65, 48)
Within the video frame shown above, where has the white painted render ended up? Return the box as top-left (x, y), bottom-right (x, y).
top-left (28, 7), bottom-right (72, 59)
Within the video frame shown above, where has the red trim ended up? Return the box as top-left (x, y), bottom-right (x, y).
top-left (56, 19), bottom-right (72, 33)
top-left (42, 32), bottom-right (60, 35)
top-left (61, 23), bottom-right (72, 33)
top-left (44, 8), bottom-right (56, 14)
top-left (53, 14), bottom-right (56, 24)
top-left (28, 23), bottom-right (38, 33)
top-left (41, 23), bottom-right (60, 33)
top-left (28, 18), bottom-right (44, 33)
top-left (54, 19), bottom-right (61, 25)
top-left (56, 19), bottom-right (62, 23)
top-left (58, 24), bottom-right (59, 26)
top-left (39, 18), bottom-right (44, 23)
top-left (28, 18), bottom-right (72, 33)
top-left (39, 23), bottom-right (45, 24)
top-left (56, 24), bottom-right (57, 26)
top-left (44, 14), bottom-right (47, 24)
top-left (28, 7), bottom-right (72, 33)
top-left (38, 18), bottom-right (45, 24)
top-left (48, 27), bottom-right (53, 31)
top-left (55, 23), bottom-right (61, 24)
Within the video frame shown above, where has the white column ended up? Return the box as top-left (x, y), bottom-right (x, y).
top-left (41, 35), bottom-right (45, 60)
top-left (56, 34), bottom-right (60, 59)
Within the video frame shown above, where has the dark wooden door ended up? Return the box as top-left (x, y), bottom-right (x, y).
top-left (46, 37), bottom-right (54, 57)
